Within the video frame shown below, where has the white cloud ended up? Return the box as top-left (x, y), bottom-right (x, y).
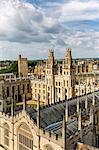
top-left (58, 0), bottom-right (99, 22)
top-left (0, 0), bottom-right (99, 59)
top-left (0, 0), bottom-right (55, 43)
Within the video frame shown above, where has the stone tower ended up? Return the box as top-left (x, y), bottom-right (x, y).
top-left (66, 48), bottom-right (72, 66)
top-left (18, 55), bottom-right (28, 77)
top-left (62, 48), bottom-right (75, 99)
top-left (45, 49), bottom-right (55, 104)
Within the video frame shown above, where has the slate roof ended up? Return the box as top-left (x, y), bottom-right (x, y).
top-left (26, 90), bottom-right (99, 138)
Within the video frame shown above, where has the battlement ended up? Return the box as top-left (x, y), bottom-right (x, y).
top-left (40, 128), bottom-right (62, 145)
top-left (0, 111), bottom-right (12, 120)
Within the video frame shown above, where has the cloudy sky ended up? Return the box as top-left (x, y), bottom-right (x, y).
top-left (0, 0), bottom-right (99, 60)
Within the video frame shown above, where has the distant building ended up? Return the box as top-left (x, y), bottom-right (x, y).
top-left (31, 48), bottom-right (75, 104)
top-left (0, 76), bottom-right (31, 103)
top-left (18, 55), bottom-right (28, 77)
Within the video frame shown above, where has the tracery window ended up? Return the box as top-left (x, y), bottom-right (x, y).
top-left (18, 123), bottom-right (33, 150)
top-left (4, 123), bottom-right (9, 149)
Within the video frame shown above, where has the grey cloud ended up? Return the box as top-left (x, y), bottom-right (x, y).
top-left (44, 24), bottom-right (64, 34)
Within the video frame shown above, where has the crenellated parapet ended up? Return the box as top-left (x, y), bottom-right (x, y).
top-left (0, 112), bottom-right (12, 122)
top-left (39, 128), bottom-right (62, 146)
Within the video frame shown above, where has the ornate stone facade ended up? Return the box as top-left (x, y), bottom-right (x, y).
top-left (0, 90), bottom-right (99, 150)
top-left (31, 48), bottom-right (75, 104)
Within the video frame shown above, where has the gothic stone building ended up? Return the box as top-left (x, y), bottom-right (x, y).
top-left (0, 76), bottom-right (31, 104)
top-left (31, 48), bottom-right (75, 104)
top-left (0, 90), bottom-right (99, 150)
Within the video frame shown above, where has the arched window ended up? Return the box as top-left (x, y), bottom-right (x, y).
top-left (44, 144), bottom-right (54, 150)
top-left (4, 123), bottom-right (9, 149)
top-left (18, 123), bottom-right (33, 150)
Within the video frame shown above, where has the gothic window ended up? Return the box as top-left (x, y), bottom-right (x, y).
top-left (35, 84), bottom-right (36, 87)
top-left (67, 81), bottom-right (68, 87)
top-left (43, 90), bottom-right (45, 94)
top-left (65, 89), bottom-right (67, 93)
top-left (64, 80), bottom-right (65, 86)
top-left (82, 90), bottom-right (84, 94)
top-left (4, 123), bottom-right (9, 149)
top-left (43, 85), bottom-right (45, 88)
top-left (59, 88), bottom-right (61, 93)
top-left (18, 123), bottom-right (33, 150)
top-left (48, 87), bottom-right (50, 91)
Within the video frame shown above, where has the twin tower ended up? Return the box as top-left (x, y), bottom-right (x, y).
top-left (18, 48), bottom-right (75, 104)
top-left (43, 48), bottom-right (75, 104)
